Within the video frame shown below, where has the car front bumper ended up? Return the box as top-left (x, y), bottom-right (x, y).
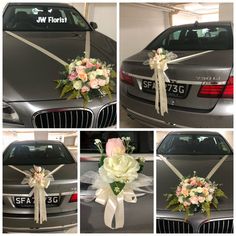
top-left (3, 210), bottom-right (77, 233)
top-left (3, 96), bottom-right (117, 128)
top-left (156, 210), bottom-right (233, 233)
top-left (121, 85), bottom-right (233, 128)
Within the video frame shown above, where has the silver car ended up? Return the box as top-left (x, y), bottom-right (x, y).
top-left (121, 21), bottom-right (233, 128)
top-left (156, 131), bottom-right (233, 233)
top-left (3, 3), bottom-right (116, 128)
top-left (80, 131), bottom-right (153, 233)
top-left (3, 140), bottom-right (77, 232)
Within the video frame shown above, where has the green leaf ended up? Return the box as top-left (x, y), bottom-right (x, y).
top-left (215, 188), bottom-right (227, 198)
top-left (202, 202), bottom-right (211, 219)
top-left (110, 70), bottom-right (116, 78)
top-left (60, 84), bottom-right (73, 98)
top-left (67, 90), bottom-right (80, 100)
top-left (81, 92), bottom-right (89, 107)
top-left (166, 197), bottom-right (179, 209)
top-left (99, 154), bottom-right (106, 168)
top-left (212, 196), bottom-right (219, 209)
top-left (110, 182), bottom-right (125, 195)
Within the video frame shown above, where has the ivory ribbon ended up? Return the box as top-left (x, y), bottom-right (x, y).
top-left (158, 154), bottom-right (228, 180)
top-left (95, 187), bottom-right (137, 229)
top-left (5, 30), bottom-right (91, 65)
top-left (147, 49), bottom-right (214, 116)
top-left (8, 164), bottom-right (64, 224)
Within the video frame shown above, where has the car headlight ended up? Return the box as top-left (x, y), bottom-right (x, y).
top-left (3, 102), bottom-right (20, 123)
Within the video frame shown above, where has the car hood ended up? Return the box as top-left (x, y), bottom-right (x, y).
top-left (3, 31), bottom-right (116, 102)
top-left (3, 163), bottom-right (77, 187)
top-left (122, 49), bottom-right (233, 78)
top-left (156, 154), bottom-right (233, 211)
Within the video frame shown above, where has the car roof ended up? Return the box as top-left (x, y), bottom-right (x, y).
top-left (170, 21), bottom-right (232, 29)
top-left (6, 3), bottom-right (71, 8)
top-left (10, 140), bottom-right (63, 145)
top-left (168, 131), bottom-right (220, 135)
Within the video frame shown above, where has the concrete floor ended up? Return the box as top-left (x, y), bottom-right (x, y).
top-left (120, 107), bottom-right (147, 128)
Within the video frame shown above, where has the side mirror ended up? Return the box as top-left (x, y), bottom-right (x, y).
top-left (90, 21), bottom-right (98, 30)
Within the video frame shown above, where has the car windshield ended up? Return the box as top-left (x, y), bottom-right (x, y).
top-left (3, 5), bottom-right (91, 31)
top-left (146, 25), bottom-right (233, 50)
top-left (157, 133), bottom-right (232, 155)
top-left (3, 142), bottom-right (75, 165)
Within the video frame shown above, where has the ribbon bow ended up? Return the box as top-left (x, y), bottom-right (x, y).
top-left (95, 186), bottom-right (137, 229)
top-left (148, 48), bottom-right (177, 116)
top-left (8, 164), bottom-right (64, 224)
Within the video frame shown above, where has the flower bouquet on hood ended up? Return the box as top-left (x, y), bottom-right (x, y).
top-left (55, 55), bottom-right (116, 107)
top-left (165, 172), bottom-right (227, 220)
top-left (80, 137), bottom-right (153, 229)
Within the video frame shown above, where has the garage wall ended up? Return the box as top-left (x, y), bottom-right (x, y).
top-left (71, 3), bottom-right (116, 41)
top-left (120, 4), bottom-right (170, 63)
top-left (219, 3), bottom-right (233, 22)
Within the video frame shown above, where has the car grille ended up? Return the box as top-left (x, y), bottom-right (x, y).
top-left (97, 102), bottom-right (116, 128)
top-left (157, 219), bottom-right (193, 233)
top-left (33, 109), bottom-right (93, 128)
top-left (199, 219), bottom-right (233, 233)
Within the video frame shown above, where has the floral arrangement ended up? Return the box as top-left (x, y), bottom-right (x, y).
top-left (55, 56), bottom-right (116, 106)
top-left (148, 48), bottom-right (177, 71)
top-left (94, 137), bottom-right (145, 195)
top-left (165, 172), bottom-right (227, 220)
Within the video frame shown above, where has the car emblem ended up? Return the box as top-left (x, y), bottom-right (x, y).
top-left (170, 99), bottom-right (175, 105)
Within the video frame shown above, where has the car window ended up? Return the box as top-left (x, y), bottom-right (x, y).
top-left (3, 5), bottom-right (91, 31)
top-left (157, 134), bottom-right (232, 155)
top-left (3, 142), bottom-right (75, 165)
top-left (80, 131), bottom-right (153, 154)
top-left (147, 25), bottom-right (233, 50)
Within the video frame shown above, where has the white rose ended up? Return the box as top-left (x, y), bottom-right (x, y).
top-left (196, 187), bottom-right (203, 193)
top-left (68, 62), bottom-right (76, 74)
top-left (178, 196), bottom-right (184, 203)
top-left (206, 195), bottom-right (213, 202)
top-left (75, 60), bottom-right (82, 66)
top-left (96, 69), bottom-right (104, 76)
top-left (99, 154), bottom-right (140, 183)
top-left (73, 80), bottom-right (82, 90)
top-left (88, 71), bottom-right (97, 80)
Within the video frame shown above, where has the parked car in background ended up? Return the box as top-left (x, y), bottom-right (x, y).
top-left (80, 131), bottom-right (153, 233)
top-left (156, 131), bottom-right (233, 233)
top-left (3, 140), bottom-right (77, 232)
top-left (121, 21), bottom-right (233, 128)
top-left (3, 3), bottom-right (116, 128)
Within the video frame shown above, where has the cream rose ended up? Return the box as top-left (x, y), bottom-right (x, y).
top-left (73, 80), bottom-right (82, 90)
top-left (99, 154), bottom-right (140, 183)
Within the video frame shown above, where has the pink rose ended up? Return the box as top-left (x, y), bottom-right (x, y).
top-left (98, 79), bottom-right (106, 87)
top-left (96, 63), bottom-right (101, 69)
top-left (86, 60), bottom-right (95, 69)
top-left (190, 196), bottom-right (199, 205)
top-left (89, 79), bottom-right (99, 89)
top-left (81, 86), bottom-right (90, 93)
top-left (68, 72), bottom-right (78, 81)
top-left (106, 138), bottom-right (126, 157)
top-left (76, 66), bottom-right (86, 74)
top-left (198, 196), bottom-right (205, 203)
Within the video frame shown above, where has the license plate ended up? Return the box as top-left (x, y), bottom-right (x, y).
top-left (142, 79), bottom-right (188, 98)
top-left (14, 196), bottom-right (60, 208)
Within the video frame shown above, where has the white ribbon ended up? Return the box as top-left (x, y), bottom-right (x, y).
top-left (8, 164), bottom-right (64, 224)
top-left (5, 30), bottom-right (91, 65)
top-left (95, 186), bottom-right (137, 229)
top-left (147, 49), bottom-right (214, 116)
top-left (158, 154), bottom-right (228, 180)
top-left (81, 171), bottom-right (153, 229)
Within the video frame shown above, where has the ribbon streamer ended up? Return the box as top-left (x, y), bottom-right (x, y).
top-left (95, 187), bottom-right (137, 229)
top-left (8, 164), bottom-right (64, 224)
top-left (5, 30), bottom-right (91, 65)
top-left (158, 154), bottom-right (228, 180)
